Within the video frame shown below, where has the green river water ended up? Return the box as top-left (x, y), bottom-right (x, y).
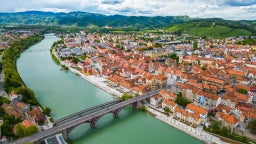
top-left (17, 35), bottom-right (203, 144)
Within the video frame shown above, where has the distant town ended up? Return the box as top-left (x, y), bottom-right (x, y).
top-left (0, 27), bottom-right (256, 144)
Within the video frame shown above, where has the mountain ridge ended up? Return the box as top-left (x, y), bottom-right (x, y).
top-left (0, 11), bottom-right (255, 37)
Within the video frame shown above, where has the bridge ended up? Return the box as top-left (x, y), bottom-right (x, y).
top-left (11, 90), bottom-right (159, 144)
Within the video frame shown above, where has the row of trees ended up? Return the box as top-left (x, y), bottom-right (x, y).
top-left (2, 33), bottom-right (44, 105)
top-left (204, 121), bottom-right (249, 143)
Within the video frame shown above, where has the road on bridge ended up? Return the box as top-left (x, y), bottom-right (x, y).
top-left (11, 90), bottom-right (159, 144)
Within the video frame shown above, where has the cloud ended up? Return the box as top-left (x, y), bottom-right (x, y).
top-left (0, 0), bottom-right (255, 20)
top-left (223, 0), bottom-right (256, 6)
top-left (100, 0), bottom-right (124, 5)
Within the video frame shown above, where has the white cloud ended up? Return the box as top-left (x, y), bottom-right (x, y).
top-left (0, 0), bottom-right (255, 20)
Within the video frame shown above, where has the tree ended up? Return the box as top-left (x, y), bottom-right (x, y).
top-left (44, 107), bottom-right (51, 116)
top-left (163, 106), bottom-right (170, 113)
top-left (175, 92), bottom-right (191, 107)
top-left (16, 124), bottom-right (25, 137)
top-left (212, 121), bottom-right (221, 133)
top-left (237, 89), bottom-right (248, 95)
top-left (16, 124), bottom-right (39, 137)
top-left (24, 126), bottom-right (38, 136)
top-left (247, 120), bottom-right (256, 134)
top-left (0, 96), bottom-right (11, 106)
top-left (220, 126), bottom-right (229, 136)
top-left (169, 54), bottom-right (178, 60)
top-left (121, 93), bottom-right (133, 101)
top-left (193, 41), bottom-right (198, 50)
top-left (72, 57), bottom-right (79, 64)
top-left (201, 65), bottom-right (206, 70)
top-left (140, 105), bottom-right (147, 112)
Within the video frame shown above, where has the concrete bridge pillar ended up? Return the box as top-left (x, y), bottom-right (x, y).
top-left (90, 116), bottom-right (101, 128)
top-left (133, 101), bottom-right (142, 109)
top-left (62, 129), bottom-right (69, 141)
top-left (112, 108), bottom-right (123, 118)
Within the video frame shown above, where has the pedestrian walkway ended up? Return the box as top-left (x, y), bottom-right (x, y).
top-left (147, 106), bottom-right (228, 144)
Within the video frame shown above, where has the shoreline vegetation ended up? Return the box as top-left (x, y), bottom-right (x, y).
top-left (2, 33), bottom-right (44, 106)
top-left (0, 32), bottom-right (57, 140)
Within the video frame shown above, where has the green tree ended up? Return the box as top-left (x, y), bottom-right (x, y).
top-left (237, 89), bottom-right (248, 95)
top-left (163, 106), bottom-right (170, 113)
top-left (24, 126), bottom-right (38, 136)
top-left (121, 93), bottom-right (133, 101)
top-left (44, 107), bottom-right (51, 116)
top-left (221, 126), bottom-right (229, 136)
top-left (0, 96), bottom-right (11, 106)
top-left (140, 105), bottom-right (147, 112)
top-left (247, 120), bottom-right (256, 134)
top-left (212, 121), bottom-right (221, 133)
top-left (175, 92), bottom-right (191, 107)
top-left (72, 57), bottom-right (79, 64)
top-left (193, 41), bottom-right (198, 50)
top-left (169, 54), bottom-right (178, 60)
top-left (16, 124), bottom-right (25, 137)
top-left (201, 65), bottom-right (206, 70)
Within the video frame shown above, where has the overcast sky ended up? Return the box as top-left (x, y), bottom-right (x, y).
top-left (0, 0), bottom-right (255, 20)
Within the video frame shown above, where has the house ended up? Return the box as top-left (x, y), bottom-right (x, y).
top-left (201, 76), bottom-right (225, 88)
top-left (220, 94), bottom-right (236, 109)
top-left (150, 95), bottom-right (162, 107)
top-left (174, 107), bottom-right (201, 127)
top-left (174, 107), bottom-right (187, 122)
top-left (186, 112), bottom-right (201, 127)
top-left (186, 103), bottom-right (208, 119)
top-left (9, 92), bottom-right (20, 101)
top-left (196, 91), bottom-right (218, 108)
top-left (162, 99), bottom-right (177, 113)
top-left (217, 113), bottom-right (239, 130)
top-left (15, 102), bottom-right (30, 113)
top-left (13, 119), bottom-right (36, 134)
top-left (1, 103), bottom-right (23, 119)
top-left (159, 89), bottom-right (176, 101)
top-left (27, 107), bottom-right (46, 125)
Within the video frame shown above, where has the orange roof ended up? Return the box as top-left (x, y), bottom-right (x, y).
top-left (187, 80), bottom-right (203, 89)
top-left (228, 70), bottom-right (244, 77)
top-left (159, 89), bottom-right (176, 98)
top-left (234, 92), bottom-right (249, 102)
top-left (186, 103), bottom-right (207, 115)
top-left (22, 119), bottom-right (35, 128)
top-left (201, 76), bottom-right (225, 85)
top-left (163, 99), bottom-right (177, 107)
top-left (234, 84), bottom-right (250, 91)
top-left (174, 107), bottom-right (187, 115)
top-left (222, 114), bottom-right (239, 125)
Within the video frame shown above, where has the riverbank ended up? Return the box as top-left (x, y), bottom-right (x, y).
top-left (69, 68), bottom-right (123, 97)
top-left (146, 106), bottom-right (228, 144)
top-left (52, 51), bottom-right (122, 98)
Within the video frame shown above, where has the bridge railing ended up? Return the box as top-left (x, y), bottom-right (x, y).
top-left (54, 99), bottom-right (121, 125)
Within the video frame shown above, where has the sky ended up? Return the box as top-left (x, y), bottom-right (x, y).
top-left (0, 0), bottom-right (256, 20)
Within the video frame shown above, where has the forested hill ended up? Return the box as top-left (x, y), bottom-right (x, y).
top-left (0, 11), bottom-right (190, 28)
top-left (0, 11), bottom-right (255, 36)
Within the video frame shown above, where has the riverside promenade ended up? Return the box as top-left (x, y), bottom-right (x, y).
top-left (53, 50), bottom-right (123, 97)
top-left (69, 67), bottom-right (123, 97)
top-left (146, 106), bottom-right (228, 144)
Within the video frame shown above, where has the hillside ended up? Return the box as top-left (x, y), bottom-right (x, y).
top-left (0, 11), bottom-right (190, 29)
top-left (0, 11), bottom-right (255, 37)
top-left (167, 21), bottom-right (253, 38)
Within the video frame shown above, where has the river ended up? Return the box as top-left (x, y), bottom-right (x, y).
top-left (17, 35), bottom-right (203, 144)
